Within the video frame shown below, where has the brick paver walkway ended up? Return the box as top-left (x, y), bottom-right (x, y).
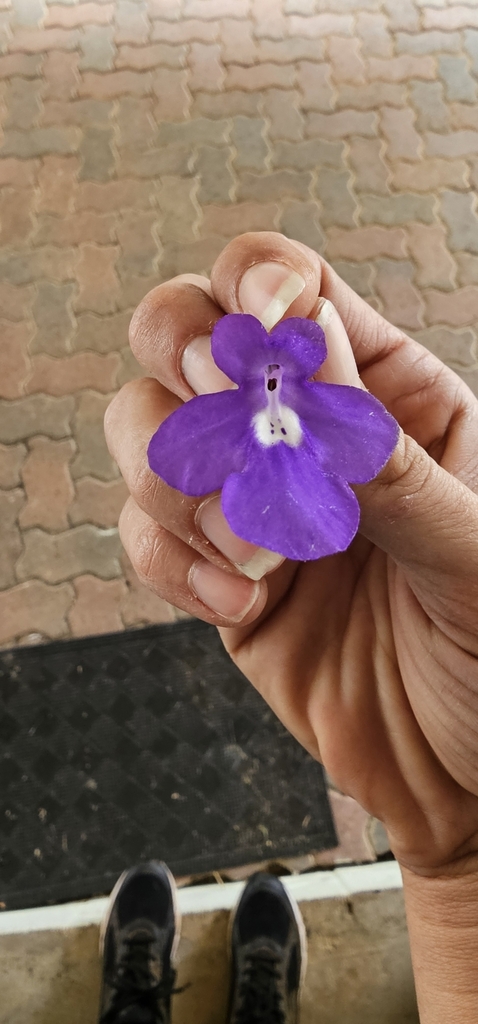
top-left (1, 0), bottom-right (478, 648)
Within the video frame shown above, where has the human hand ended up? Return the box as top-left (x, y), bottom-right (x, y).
top-left (105, 232), bottom-right (478, 876)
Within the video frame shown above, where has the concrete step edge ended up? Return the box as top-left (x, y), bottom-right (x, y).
top-left (0, 860), bottom-right (402, 936)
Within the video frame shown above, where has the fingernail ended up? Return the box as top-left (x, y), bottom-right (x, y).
top-left (182, 334), bottom-right (235, 395)
top-left (239, 262), bottom-right (305, 331)
top-left (189, 558), bottom-right (261, 621)
top-left (237, 547), bottom-right (285, 581)
top-left (197, 496), bottom-right (284, 580)
top-left (316, 297), bottom-right (335, 329)
top-left (314, 297), bottom-right (362, 387)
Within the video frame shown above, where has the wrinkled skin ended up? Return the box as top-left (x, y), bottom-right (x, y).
top-left (105, 233), bottom-right (478, 876)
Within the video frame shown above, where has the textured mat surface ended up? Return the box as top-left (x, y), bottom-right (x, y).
top-left (0, 621), bottom-right (335, 910)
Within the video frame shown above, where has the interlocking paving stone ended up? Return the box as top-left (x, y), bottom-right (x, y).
top-left (438, 54), bottom-right (478, 102)
top-left (425, 285), bottom-right (478, 326)
top-left (407, 223), bottom-right (457, 290)
top-left (157, 175), bottom-right (198, 243)
top-left (456, 252), bottom-right (478, 286)
top-left (0, 395), bottom-right (75, 444)
top-left (375, 258), bottom-right (425, 330)
top-left (360, 192), bottom-right (436, 225)
top-left (425, 129), bottom-right (478, 157)
top-left (272, 137), bottom-right (343, 171)
top-left (315, 167), bottom-right (357, 228)
top-left (16, 524), bottom-right (123, 583)
top-left (19, 438), bottom-right (76, 532)
top-left (440, 189), bottom-right (478, 253)
top-left (78, 124), bottom-right (116, 181)
top-left (464, 28), bottom-right (478, 74)
top-left (4, 76), bottom-right (42, 129)
top-left (79, 25), bottom-right (115, 71)
top-left (157, 116), bottom-right (229, 147)
top-left (0, 581), bottom-right (74, 646)
top-left (69, 574), bottom-right (128, 635)
top-left (396, 30), bottom-right (462, 54)
top-left (410, 79), bottom-right (450, 132)
top-left (262, 88), bottom-right (304, 140)
top-left (326, 225), bottom-right (407, 261)
top-left (330, 260), bottom-right (374, 298)
top-left (195, 145), bottom-right (234, 204)
top-left (0, 489), bottom-right (24, 589)
top-left (349, 137), bottom-right (390, 194)
top-left (0, 443), bottom-right (26, 490)
top-left (42, 98), bottom-right (113, 127)
top-left (70, 391), bottom-right (119, 480)
top-left (0, 127), bottom-right (80, 158)
top-left (392, 157), bottom-right (469, 192)
top-left (237, 169), bottom-right (312, 202)
top-left (69, 477), bottom-right (129, 528)
top-left (230, 116), bottom-right (268, 172)
top-left (280, 199), bottom-right (325, 252)
top-left (413, 327), bottom-right (477, 366)
top-left (2, 322), bottom-right (32, 401)
top-left (380, 106), bottom-right (422, 160)
top-left (335, 81), bottom-right (406, 110)
top-left (200, 201), bottom-right (278, 238)
top-left (71, 311), bottom-right (131, 353)
top-left (31, 282), bottom-right (76, 356)
top-left (450, 102), bottom-right (478, 131)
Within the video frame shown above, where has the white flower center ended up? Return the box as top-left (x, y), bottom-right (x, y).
top-left (252, 364), bottom-right (303, 448)
top-left (253, 404), bottom-right (303, 447)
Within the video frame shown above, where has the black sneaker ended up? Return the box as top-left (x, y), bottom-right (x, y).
top-left (227, 872), bottom-right (306, 1024)
top-left (98, 861), bottom-right (180, 1024)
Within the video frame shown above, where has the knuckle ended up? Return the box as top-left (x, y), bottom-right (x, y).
top-left (130, 459), bottom-right (161, 512)
top-left (104, 378), bottom-right (152, 444)
top-left (128, 287), bottom-right (163, 354)
top-left (129, 517), bottom-right (166, 593)
top-left (374, 432), bottom-right (435, 518)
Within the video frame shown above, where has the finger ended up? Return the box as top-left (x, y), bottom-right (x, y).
top-left (104, 377), bottom-right (285, 581)
top-left (128, 273), bottom-right (234, 400)
top-left (118, 496), bottom-right (268, 627)
top-left (210, 231), bottom-right (406, 367)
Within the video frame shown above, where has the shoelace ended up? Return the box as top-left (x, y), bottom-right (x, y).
top-left (99, 934), bottom-right (180, 1024)
top-left (234, 950), bottom-right (286, 1024)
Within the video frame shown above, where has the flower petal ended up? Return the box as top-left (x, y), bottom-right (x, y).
top-left (221, 436), bottom-right (360, 561)
top-left (211, 314), bottom-right (272, 384)
top-left (285, 381), bottom-right (399, 484)
top-left (148, 390), bottom-right (250, 496)
top-left (269, 317), bottom-right (327, 377)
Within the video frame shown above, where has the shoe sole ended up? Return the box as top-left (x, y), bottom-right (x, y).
top-left (99, 861), bottom-right (181, 963)
top-left (227, 876), bottom-right (308, 991)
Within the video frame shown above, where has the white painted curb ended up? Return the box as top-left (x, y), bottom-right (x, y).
top-left (0, 861), bottom-right (402, 936)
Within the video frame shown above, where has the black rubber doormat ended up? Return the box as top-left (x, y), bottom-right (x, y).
top-left (0, 620), bottom-right (336, 910)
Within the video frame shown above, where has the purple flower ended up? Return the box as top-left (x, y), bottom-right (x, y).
top-left (148, 314), bottom-right (399, 561)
